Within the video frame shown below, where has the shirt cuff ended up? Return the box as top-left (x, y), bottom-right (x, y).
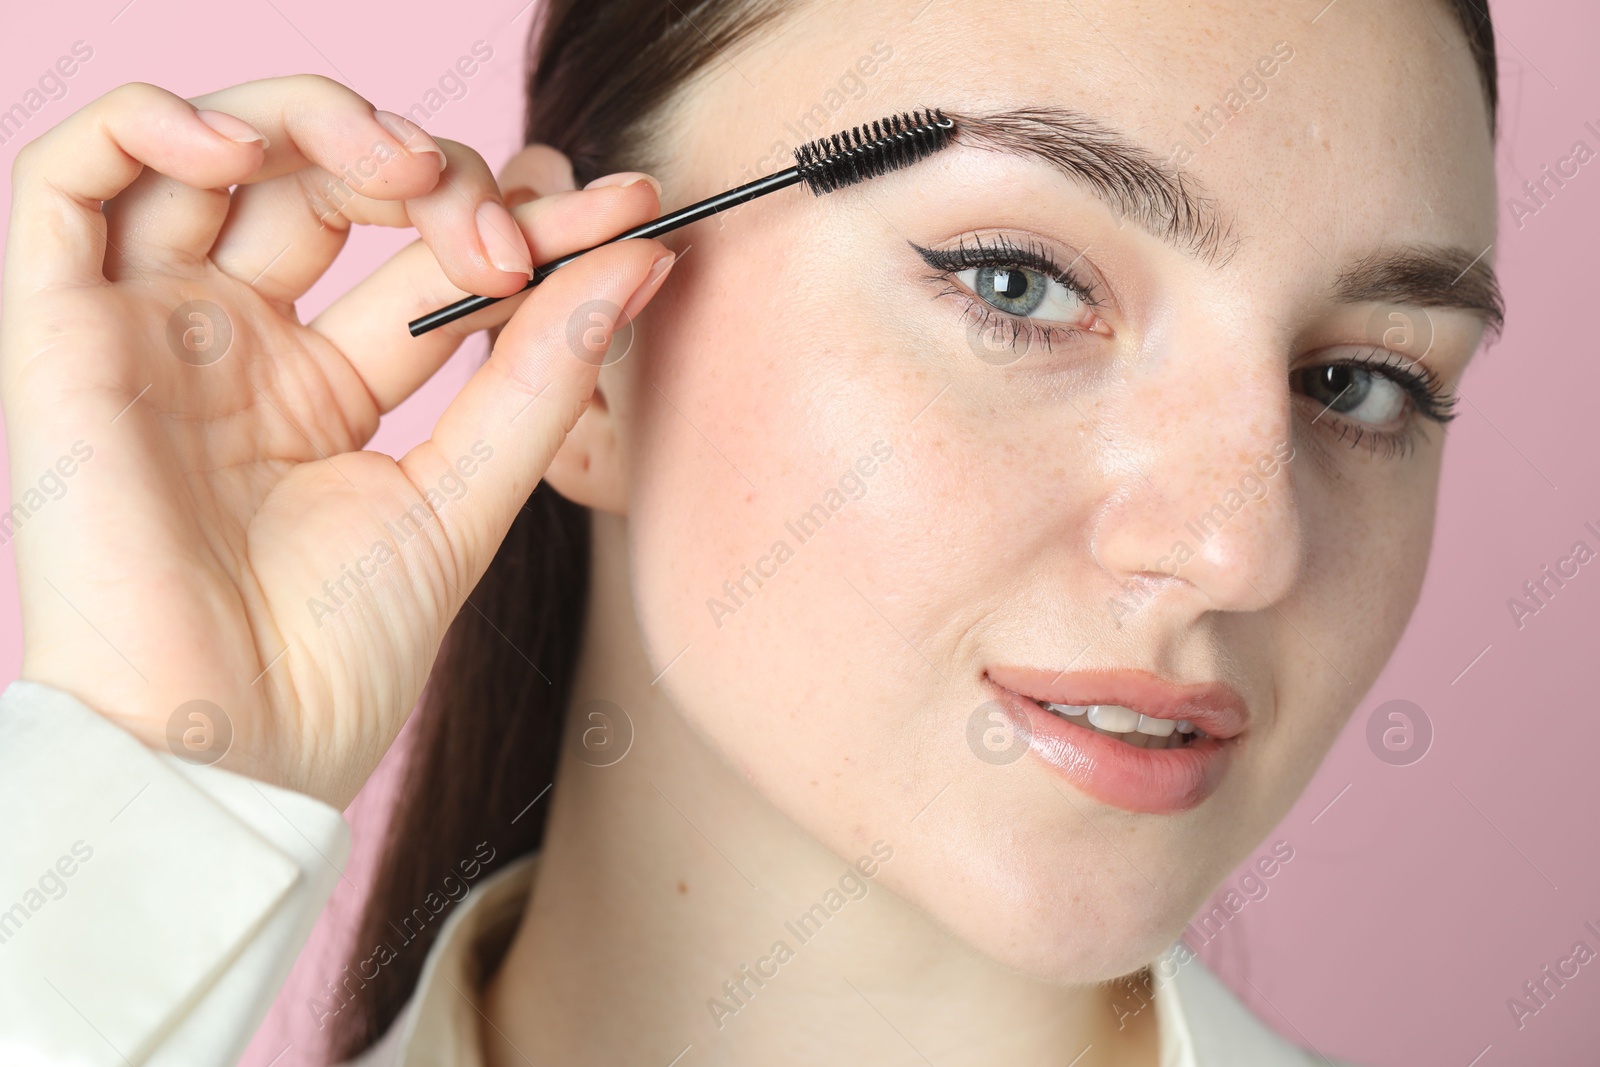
top-left (0, 680), bottom-right (349, 1067)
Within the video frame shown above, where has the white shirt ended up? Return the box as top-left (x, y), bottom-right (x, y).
top-left (0, 682), bottom-right (1355, 1066)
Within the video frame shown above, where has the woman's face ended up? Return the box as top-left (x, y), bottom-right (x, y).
top-left (590, 0), bottom-right (1497, 981)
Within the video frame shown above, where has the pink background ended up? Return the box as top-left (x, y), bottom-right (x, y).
top-left (2, 1), bottom-right (1596, 1064)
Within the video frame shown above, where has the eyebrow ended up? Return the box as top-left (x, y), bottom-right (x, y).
top-left (947, 107), bottom-right (1506, 333)
top-left (1335, 246), bottom-right (1504, 335)
top-left (947, 107), bottom-right (1235, 262)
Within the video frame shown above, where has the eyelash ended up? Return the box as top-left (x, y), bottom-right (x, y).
top-left (915, 235), bottom-right (1455, 460)
top-left (913, 234), bottom-right (1100, 352)
top-left (1302, 350), bottom-right (1457, 460)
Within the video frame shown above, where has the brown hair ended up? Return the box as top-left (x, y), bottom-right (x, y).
top-left (1449, 0), bottom-right (1499, 135)
top-left (330, 1), bottom-right (1499, 1058)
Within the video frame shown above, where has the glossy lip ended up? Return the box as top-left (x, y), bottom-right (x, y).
top-left (986, 666), bottom-right (1248, 738)
top-left (984, 666), bottom-right (1248, 814)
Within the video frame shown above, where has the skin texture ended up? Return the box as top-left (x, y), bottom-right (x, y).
top-left (484, 0), bottom-right (1498, 1064)
top-left (1, 77), bottom-right (673, 808)
top-left (0, 0), bottom-right (1495, 1064)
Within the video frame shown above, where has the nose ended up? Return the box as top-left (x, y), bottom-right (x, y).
top-left (1087, 327), bottom-right (1304, 617)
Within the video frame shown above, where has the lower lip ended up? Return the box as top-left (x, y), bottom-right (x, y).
top-left (990, 685), bottom-right (1232, 814)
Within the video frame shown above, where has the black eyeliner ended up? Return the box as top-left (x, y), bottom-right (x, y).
top-left (910, 233), bottom-right (1100, 306)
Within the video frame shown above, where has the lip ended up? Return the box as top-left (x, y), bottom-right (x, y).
top-left (984, 666), bottom-right (1248, 814)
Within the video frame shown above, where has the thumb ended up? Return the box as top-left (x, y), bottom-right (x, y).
top-left (397, 237), bottom-right (675, 591)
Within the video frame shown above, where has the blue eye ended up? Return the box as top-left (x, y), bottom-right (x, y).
top-left (1293, 349), bottom-right (1456, 432)
top-left (975, 266), bottom-right (1043, 314)
top-left (1290, 348), bottom-right (1458, 459)
top-left (1295, 365), bottom-right (1407, 426)
top-left (956, 265), bottom-right (1093, 325)
top-left (914, 235), bottom-right (1105, 341)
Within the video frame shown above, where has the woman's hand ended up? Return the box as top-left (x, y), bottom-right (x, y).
top-left (0, 77), bottom-right (672, 807)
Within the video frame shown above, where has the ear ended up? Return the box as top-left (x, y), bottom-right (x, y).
top-left (493, 144), bottom-right (627, 513)
top-left (543, 370), bottom-right (628, 515)
top-left (495, 143), bottom-right (578, 204)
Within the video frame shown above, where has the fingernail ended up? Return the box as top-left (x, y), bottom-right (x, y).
top-left (620, 252), bottom-right (677, 323)
top-left (196, 109), bottom-right (269, 148)
top-left (375, 110), bottom-right (447, 170)
top-left (476, 200), bottom-right (534, 276)
top-left (584, 171), bottom-right (663, 198)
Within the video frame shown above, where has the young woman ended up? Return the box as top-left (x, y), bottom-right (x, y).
top-left (0, 0), bottom-right (1502, 1063)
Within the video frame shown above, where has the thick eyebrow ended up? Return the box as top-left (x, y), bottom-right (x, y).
top-left (1335, 246), bottom-right (1505, 336)
top-left (944, 108), bottom-right (1506, 334)
top-left (946, 107), bottom-right (1235, 262)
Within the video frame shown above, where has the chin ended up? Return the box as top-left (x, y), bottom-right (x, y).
top-left (952, 885), bottom-right (1203, 985)
top-left (865, 809), bottom-right (1233, 984)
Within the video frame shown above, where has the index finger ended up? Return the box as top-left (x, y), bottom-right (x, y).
top-left (5, 76), bottom-right (449, 296)
top-left (5, 81), bottom-right (269, 293)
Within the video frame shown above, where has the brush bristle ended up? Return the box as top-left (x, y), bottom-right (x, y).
top-left (793, 109), bottom-right (955, 195)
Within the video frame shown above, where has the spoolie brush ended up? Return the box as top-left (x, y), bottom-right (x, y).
top-left (407, 109), bottom-right (956, 337)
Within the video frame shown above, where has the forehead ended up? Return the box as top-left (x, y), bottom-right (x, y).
top-left (681, 0), bottom-right (1496, 256)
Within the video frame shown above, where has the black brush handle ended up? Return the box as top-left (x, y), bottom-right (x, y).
top-left (407, 167), bottom-right (805, 337)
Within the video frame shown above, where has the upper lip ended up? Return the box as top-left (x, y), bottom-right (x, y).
top-left (985, 665), bottom-right (1248, 740)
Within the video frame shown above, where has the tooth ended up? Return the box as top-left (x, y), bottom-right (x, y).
top-left (1086, 704), bottom-right (1139, 733)
top-left (1176, 720), bottom-right (1195, 734)
top-left (1135, 714), bottom-right (1176, 737)
top-left (1046, 702), bottom-right (1089, 716)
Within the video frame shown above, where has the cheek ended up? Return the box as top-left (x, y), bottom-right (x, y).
top-left (1233, 449), bottom-right (1441, 814)
top-left (624, 249), bottom-right (1081, 765)
top-left (625, 281), bottom-right (963, 754)
top-left (624, 259), bottom-right (972, 795)
top-left (622, 274), bottom-right (1196, 979)
top-left (1302, 450), bottom-right (1438, 685)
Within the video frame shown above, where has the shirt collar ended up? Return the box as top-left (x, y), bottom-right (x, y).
top-left (359, 854), bottom-right (1316, 1067)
